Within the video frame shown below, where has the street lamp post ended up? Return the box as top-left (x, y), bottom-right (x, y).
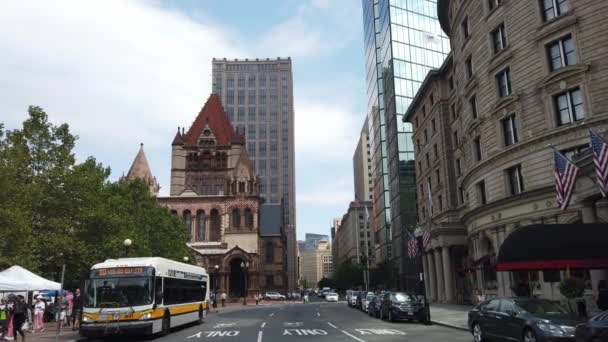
top-left (414, 227), bottom-right (432, 325)
top-left (241, 261), bottom-right (249, 305)
top-left (213, 265), bottom-right (219, 308)
top-left (123, 239), bottom-right (132, 257)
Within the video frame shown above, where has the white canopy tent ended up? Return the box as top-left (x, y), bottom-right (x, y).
top-left (0, 265), bottom-right (61, 291)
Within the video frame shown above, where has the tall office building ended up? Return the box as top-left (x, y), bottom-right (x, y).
top-left (304, 233), bottom-right (330, 251)
top-left (212, 57), bottom-right (297, 290)
top-left (353, 121), bottom-right (373, 202)
top-left (361, 0), bottom-right (449, 289)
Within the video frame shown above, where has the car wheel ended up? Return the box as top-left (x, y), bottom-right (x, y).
top-left (160, 312), bottom-right (170, 336)
top-left (472, 323), bottom-right (484, 342)
top-left (523, 328), bottom-right (537, 342)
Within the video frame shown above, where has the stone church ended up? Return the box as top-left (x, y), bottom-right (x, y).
top-left (123, 94), bottom-right (288, 298)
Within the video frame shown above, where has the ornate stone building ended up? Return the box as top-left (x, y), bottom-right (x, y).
top-left (403, 0), bottom-right (608, 304)
top-left (121, 143), bottom-right (160, 195)
top-left (126, 94), bottom-right (287, 298)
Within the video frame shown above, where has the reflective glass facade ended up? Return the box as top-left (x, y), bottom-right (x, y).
top-left (362, 0), bottom-right (449, 289)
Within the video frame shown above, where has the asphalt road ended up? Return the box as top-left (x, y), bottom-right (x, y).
top-left (83, 301), bottom-right (473, 342)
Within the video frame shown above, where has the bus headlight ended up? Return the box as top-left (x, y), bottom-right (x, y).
top-left (82, 316), bottom-right (94, 323)
top-left (138, 313), bottom-right (152, 321)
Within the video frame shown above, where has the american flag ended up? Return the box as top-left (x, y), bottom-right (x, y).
top-left (407, 238), bottom-right (418, 259)
top-left (422, 229), bottom-right (431, 248)
top-left (553, 149), bottom-right (580, 210)
top-left (590, 130), bottom-right (608, 197)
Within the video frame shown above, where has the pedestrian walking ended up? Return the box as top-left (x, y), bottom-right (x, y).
top-left (12, 295), bottom-right (27, 342)
top-left (221, 292), bottom-right (226, 307)
top-left (5, 295), bottom-right (15, 341)
top-left (33, 296), bottom-right (45, 333)
top-left (71, 289), bottom-right (81, 331)
top-left (65, 291), bottom-right (73, 328)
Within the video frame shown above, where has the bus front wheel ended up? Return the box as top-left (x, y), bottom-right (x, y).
top-left (161, 312), bottom-right (170, 336)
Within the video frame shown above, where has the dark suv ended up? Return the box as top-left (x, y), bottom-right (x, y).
top-left (380, 292), bottom-right (426, 322)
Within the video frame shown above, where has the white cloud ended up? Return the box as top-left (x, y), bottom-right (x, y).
top-left (297, 179), bottom-right (353, 206)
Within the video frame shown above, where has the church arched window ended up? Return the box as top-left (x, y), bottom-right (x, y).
top-left (244, 208), bottom-right (254, 228)
top-left (183, 210), bottom-right (192, 237)
top-left (196, 210), bottom-right (206, 241)
top-left (231, 208), bottom-right (241, 228)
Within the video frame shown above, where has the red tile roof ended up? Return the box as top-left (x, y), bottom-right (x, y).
top-left (183, 94), bottom-right (240, 146)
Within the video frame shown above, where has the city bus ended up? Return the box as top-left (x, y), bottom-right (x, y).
top-left (80, 257), bottom-right (209, 337)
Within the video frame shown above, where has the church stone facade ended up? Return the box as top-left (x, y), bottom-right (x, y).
top-left (125, 94), bottom-right (287, 298)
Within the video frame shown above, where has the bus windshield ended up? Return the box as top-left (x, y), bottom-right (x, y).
top-left (85, 276), bottom-right (153, 308)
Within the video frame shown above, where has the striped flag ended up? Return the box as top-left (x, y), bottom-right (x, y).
top-left (422, 229), bottom-right (431, 248)
top-left (590, 130), bottom-right (608, 197)
top-left (407, 238), bottom-right (418, 259)
top-left (553, 149), bottom-right (580, 210)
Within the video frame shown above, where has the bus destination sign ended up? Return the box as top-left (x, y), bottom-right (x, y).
top-left (91, 267), bottom-right (153, 277)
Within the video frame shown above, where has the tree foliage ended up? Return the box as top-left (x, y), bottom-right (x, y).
top-left (332, 260), bottom-right (364, 291)
top-left (0, 106), bottom-right (191, 288)
top-left (317, 277), bottom-right (336, 289)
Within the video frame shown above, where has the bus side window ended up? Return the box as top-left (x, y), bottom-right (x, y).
top-left (155, 277), bottom-right (163, 305)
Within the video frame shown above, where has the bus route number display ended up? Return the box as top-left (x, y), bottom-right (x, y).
top-left (93, 267), bottom-right (148, 277)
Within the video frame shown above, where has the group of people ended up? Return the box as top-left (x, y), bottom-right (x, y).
top-left (0, 289), bottom-right (82, 342)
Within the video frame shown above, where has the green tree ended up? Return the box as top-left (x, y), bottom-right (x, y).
top-left (332, 260), bottom-right (364, 291)
top-left (318, 277), bottom-right (336, 289)
top-left (0, 106), bottom-right (191, 287)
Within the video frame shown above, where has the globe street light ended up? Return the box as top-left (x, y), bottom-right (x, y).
top-left (183, 256), bottom-right (189, 263)
top-left (241, 261), bottom-right (249, 305)
top-left (213, 265), bottom-right (219, 308)
top-left (123, 239), bottom-right (132, 257)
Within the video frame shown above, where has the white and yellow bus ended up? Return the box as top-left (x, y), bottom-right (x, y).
top-left (80, 257), bottom-right (209, 337)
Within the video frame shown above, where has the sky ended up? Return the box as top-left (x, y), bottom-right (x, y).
top-left (0, 0), bottom-right (366, 240)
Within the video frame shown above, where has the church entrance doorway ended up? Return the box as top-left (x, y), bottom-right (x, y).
top-left (229, 258), bottom-right (245, 297)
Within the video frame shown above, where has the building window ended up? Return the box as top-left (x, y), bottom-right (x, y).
top-left (438, 195), bottom-right (443, 211)
top-left (477, 180), bottom-right (487, 205)
top-left (232, 208), bottom-right (241, 228)
top-left (465, 56), bottom-right (473, 79)
top-left (470, 95), bottom-right (478, 119)
top-left (542, 0), bottom-right (570, 21)
top-left (555, 88), bottom-right (584, 125)
top-left (502, 114), bottom-right (519, 146)
top-left (266, 275), bottom-right (274, 286)
top-left (415, 117), bottom-right (419, 128)
top-left (266, 242), bottom-right (274, 263)
top-left (561, 144), bottom-right (589, 160)
top-left (435, 169), bottom-right (440, 186)
top-left (489, 0), bottom-right (502, 11)
top-left (456, 158), bottom-right (462, 175)
top-left (547, 35), bottom-right (576, 71)
top-left (428, 177), bottom-right (432, 191)
top-left (422, 105), bottom-right (427, 117)
top-left (431, 119), bottom-right (436, 134)
top-left (196, 211), bottom-right (206, 241)
top-left (451, 103), bottom-right (457, 120)
top-left (430, 93), bottom-right (434, 105)
top-left (507, 165), bottom-right (524, 195)
top-left (424, 129), bottom-right (429, 143)
top-left (418, 161), bottom-right (423, 173)
top-left (462, 17), bottom-right (469, 39)
top-left (449, 76), bottom-right (454, 91)
top-left (433, 144), bottom-right (439, 160)
top-left (474, 137), bottom-right (482, 162)
top-left (426, 153), bottom-right (430, 168)
top-left (459, 186), bottom-right (465, 204)
top-left (496, 68), bottom-right (512, 97)
top-left (417, 139), bottom-right (421, 150)
top-left (492, 23), bottom-right (507, 53)
top-left (183, 210), bottom-right (192, 234)
top-left (244, 208), bottom-right (254, 227)
top-left (454, 131), bottom-right (459, 146)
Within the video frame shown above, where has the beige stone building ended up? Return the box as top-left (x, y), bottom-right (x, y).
top-left (334, 202), bottom-right (374, 268)
top-left (403, 0), bottom-right (608, 304)
top-left (353, 121), bottom-right (373, 202)
top-left (300, 240), bottom-right (332, 288)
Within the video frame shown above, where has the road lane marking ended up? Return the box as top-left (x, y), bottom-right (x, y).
top-left (261, 322), bottom-right (266, 328)
top-left (284, 322), bottom-right (303, 327)
top-left (342, 330), bottom-right (367, 342)
top-left (187, 331), bottom-right (240, 338)
top-left (328, 322), bottom-right (338, 329)
top-left (283, 329), bottom-right (328, 336)
top-left (213, 323), bottom-right (236, 329)
top-left (355, 328), bottom-right (406, 335)
top-left (269, 312), bottom-right (275, 317)
top-left (257, 330), bottom-right (263, 342)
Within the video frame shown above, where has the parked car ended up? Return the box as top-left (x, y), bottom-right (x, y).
top-left (350, 291), bottom-right (359, 307)
top-left (356, 291), bottom-right (366, 310)
top-left (468, 297), bottom-right (582, 342)
top-left (326, 292), bottom-right (339, 302)
top-left (363, 293), bottom-right (376, 312)
top-left (368, 295), bottom-right (379, 317)
top-left (379, 292), bottom-right (426, 322)
top-left (575, 310), bottom-right (608, 342)
top-left (346, 290), bottom-right (354, 306)
top-left (264, 292), bottom-right (286, 300)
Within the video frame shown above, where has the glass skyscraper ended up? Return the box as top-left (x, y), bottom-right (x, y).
top-left (362, 0), bottom-right (449, 289)
top-left (211, 58), bottom-right (297, 290)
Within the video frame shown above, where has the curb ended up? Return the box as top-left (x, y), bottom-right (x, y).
top-left (431, 320), bottom-right (469, 332)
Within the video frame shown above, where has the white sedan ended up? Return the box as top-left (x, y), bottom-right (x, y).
top-left (264, 292), bottom-right (286, 300)
top-left (325, 292), bottom-right (339, 302)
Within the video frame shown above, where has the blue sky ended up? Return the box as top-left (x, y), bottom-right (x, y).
top-left (0, 0), bottom-right (366, 240)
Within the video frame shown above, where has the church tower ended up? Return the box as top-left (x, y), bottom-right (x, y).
top-left (121, 143), bottom-right (160, 195)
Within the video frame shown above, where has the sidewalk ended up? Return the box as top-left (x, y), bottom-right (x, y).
top-left (22, 322), bottom-right (81, 342)
top-left (430, 304), bottom-right (471, 331)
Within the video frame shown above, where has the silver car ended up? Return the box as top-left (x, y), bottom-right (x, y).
top-left (362, 292), bottom-right (375, 312)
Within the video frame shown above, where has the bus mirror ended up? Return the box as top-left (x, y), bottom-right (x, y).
top-left (153, 303), bottom-right (157, 310)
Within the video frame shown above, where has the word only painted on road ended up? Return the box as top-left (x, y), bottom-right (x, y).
top-left (283, 329), bottom-right (328, 336)
top-left (187, 331), bottom-right (240, 338)
top-left (356, 328), bottom-right (406, 335)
